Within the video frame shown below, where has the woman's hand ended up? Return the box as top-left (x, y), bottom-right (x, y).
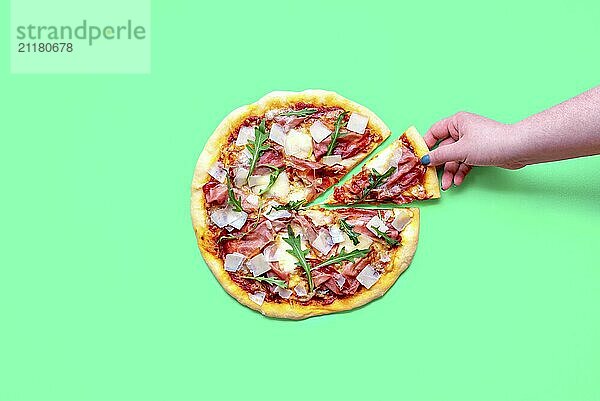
top-left (421, 112), bottom-right (522, 190)
top-left (421, 85), bottom-right (600, 191)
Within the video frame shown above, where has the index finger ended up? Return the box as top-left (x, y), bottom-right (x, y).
top-left (424, 115), bottom-right (459, 148)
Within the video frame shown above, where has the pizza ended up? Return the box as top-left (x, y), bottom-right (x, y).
top-left (191, 90), bottom-right (438, 319)
top-left (328, 126), bottom-right (440, 205)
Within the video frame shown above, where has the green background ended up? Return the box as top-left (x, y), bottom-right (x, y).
top-left (2, 1), bottom-right (599, 400)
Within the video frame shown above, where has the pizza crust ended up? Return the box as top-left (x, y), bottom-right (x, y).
top-left (403, 126), bottom-right (441, 200)
top-left (191, 90), bottom-right (395, 319)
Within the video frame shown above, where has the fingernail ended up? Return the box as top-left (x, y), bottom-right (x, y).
top-left (420, 154), bottom-right (430, 165)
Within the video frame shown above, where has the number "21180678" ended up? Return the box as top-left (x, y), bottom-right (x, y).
top-left (18, 42), bottom-right (73, 52)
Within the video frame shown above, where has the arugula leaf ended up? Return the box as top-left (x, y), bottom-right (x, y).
top-left (272, 200), bottom-right (307, 211)
top-left (259, 165), bottom-right (284, 195)
top-left (372, 226), bottom-right (400, 246)
top-left (242, 276), bottom-right (288, 289)
top-left (279, 108), bottom-right (318, 117)
top-left (326, 111), bottom-right (349, 156)
top-left (226, 175), bottom-right (243, 212)
top-left (282, 225), bottom-right (313, 291)
top-left (315, 248), bottom-right (370, 269)
top-left (246, 120), bottom-right (270, 178)
top-left (339, 219), bottom-right (360, 245)
top-left (356, 167), bottom-right (397, 203)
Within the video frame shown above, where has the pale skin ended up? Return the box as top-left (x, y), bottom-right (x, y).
top-left (421, 86), bottom-right (600, 190)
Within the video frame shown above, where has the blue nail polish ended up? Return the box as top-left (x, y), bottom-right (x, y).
top-left (421, 154), bottom-right (430, 165)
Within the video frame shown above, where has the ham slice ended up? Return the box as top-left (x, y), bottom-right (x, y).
top-left (222, 219), bottom-right (284, 257)
top-left (312, 266), bottom-right (343, 290)
top-left (273, 115), bottom-right (306, 132)
top-left (314, 176), bottom-right (338, 193)
top-left (342, 255), bottom-right (371, 277)
top-left (350, 224), bottom-right (377, 239)
top-left (287, 156), bottom-right (341, 196)
top-left (333, 133), bottom-right (374, 158)
top-left (332, 170), bottom-right (370, 203)
top-left (323, 278), bottom-right (342, 295)
top-left (312, 269), bottom-right (333, 288)
top-left (313, 138), bottom-right (331, 160)
top-left (241, 195), bottom-right (259, 212)
top-left (377, 151), bottom-right (420, 189)
top-left (294, 214), bottom-right (319, 243)
top-left (323, 270), bottom-right (348, 295)
top-left (315, 132), bottom-right (373, 160)
top-left (287, 156), bottom-right (325, 171)
top-left (258, 149), bottom-right (285, 168)
top-left (340, 277), bottom-right (360, 295)
top-left (270, 265), bottom-right (290, 281)
top-left (336, 208), bottom-right (379, 221)
top-left (203, 181), bottom-right (228, 206)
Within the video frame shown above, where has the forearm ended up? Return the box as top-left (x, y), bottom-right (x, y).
top-left (511, 86), bottom-right (600, 165)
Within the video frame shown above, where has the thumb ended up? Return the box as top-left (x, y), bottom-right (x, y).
top-left (421, 142), bottom-right (465, 166)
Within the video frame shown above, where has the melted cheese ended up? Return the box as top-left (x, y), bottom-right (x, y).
top-left (339, 233), bottom-right (373, 253)
top-left (367, 144), bottom-right (402, 175)
top-left (288, 274), bottom-right (302, 290)
top-left (284, 128), bottom-right (313, 159)
top-left (248, 175), bottom-right (270, 193)
top-left (288, 185), bottom-right (311, 201)
top-left (303, 209), bottom-right (333, 226)
top-left (233, 166), bottom-right (249, 187)
top-left (265, 171), bottom-right (290, 199)
top-left (274, 235), bottom-right (299, 274)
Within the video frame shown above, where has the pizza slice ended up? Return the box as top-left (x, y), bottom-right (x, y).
top-left (197, 205), bottom-right (419, 320)
top-left (327, 126), bottom-right (440, 205)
